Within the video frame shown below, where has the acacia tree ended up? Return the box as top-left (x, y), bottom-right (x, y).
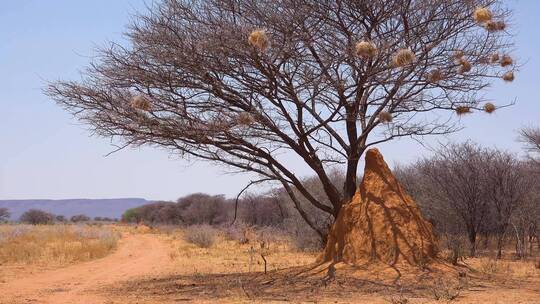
top-left (47, 0), bottom-right (515, 237)
top-left (20, 209), bottom-right (55, 225)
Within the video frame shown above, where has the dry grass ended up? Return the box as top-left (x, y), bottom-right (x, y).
top-left (3, 225), bottom-right (539, 303)
top-left (0, 224), bottom-right (120, 265)
top-left (165, 226), bottom-right (316, 275)
top-left (473, 257), bottom-right (540, 280)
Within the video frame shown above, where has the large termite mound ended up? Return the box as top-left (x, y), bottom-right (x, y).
top-left (321, 148), bottom-right (438, 266)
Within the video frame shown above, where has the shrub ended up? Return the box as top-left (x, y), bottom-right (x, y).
top-left (222, 224), bottom-right (249, 243)
top-left (71, 214), bottom-right (90, 223)
top-left (429, 278), bottom-right (462, 301)
top-left (183, 225), bottom-right (217, 248)
top-left (479, 259), bottom-right (512, 276)
top-left (0, 208), bottom-right (10, 222)
top-left (20, 209), bottom-right (54, 225)
top-left (284, 218), bottom-right (325, 252)
top-left (122, 207), bottom-right (142, 223)
top-left (444, 234), bottom-right (467, 265)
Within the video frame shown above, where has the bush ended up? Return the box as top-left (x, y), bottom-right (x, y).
top-left (183, 225), bottom-right (217, 248)
top-left (71, 214), bottom-right (90, 223)
top-left (0, 208), bottom-right (10, 222)
top-left (429, 278), bottom-right (462, 301)
top-left (282, 218), bottom-right (325, 252)
top-left (478, 259), bottom-right (512, 276)
top-left (20, 209), bottom-right (54, 225)
top-left (443, 234), bottom-right (467, 265)
top-left (122, 208), bottom-right (142, 223)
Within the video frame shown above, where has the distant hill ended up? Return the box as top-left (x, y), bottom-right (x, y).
top-left (0, 198), bottom-right (150, 221)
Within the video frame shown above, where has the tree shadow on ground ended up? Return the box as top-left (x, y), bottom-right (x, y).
top-left (108, 263), bottom-right (460, 302)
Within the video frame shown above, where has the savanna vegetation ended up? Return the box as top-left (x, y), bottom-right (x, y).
top-left (0, 225), bottom-right (120, 265)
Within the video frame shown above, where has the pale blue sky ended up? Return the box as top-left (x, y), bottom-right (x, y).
top-left (1, 1), bottom-right (538, 201)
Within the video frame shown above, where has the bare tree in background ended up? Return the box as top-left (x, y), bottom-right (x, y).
top-left (419, 142), bottom-right (493, 256)
top-left (46, 0), bottom-right (515, 236)
top-left (486, 151), bottom-right (530, 259)
top-left (520, 127), bottom-right (540, 165)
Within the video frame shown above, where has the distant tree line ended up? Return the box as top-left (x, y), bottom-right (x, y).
top-left (14, 209), bottom-right (118, 225)
top-left (8, 127), bottom-right (540, 258)
top-left (121, 193), bottom-right (284, 227)
top-left (121, 137), bottom-right (540, 258)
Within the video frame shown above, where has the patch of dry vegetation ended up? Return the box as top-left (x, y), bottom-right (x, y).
top-left (164, 225), bottom-right (316, 275)
top-left (0, 224), bottom-right (120, 265)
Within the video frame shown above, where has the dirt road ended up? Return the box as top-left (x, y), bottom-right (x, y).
top-left (0, 233), bottom-right (172, 304)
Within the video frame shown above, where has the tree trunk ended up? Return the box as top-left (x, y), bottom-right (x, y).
top-left (496, 236), bottom-right (503, 259)
top-left (468, 233), bottom-right (477, 257)
top-left (482, 234), bottom-right (489, 249)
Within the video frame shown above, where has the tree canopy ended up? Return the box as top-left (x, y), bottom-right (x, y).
top-left (47, 0), bottom-right (515, 233)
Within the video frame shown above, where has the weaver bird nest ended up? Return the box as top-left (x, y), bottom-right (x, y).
top-left (355, 40), bottom-right (378, 58)
top-left (455, 106), bottom-right (472, 116)
top-left (458, 58), bottom-right (472, 74)
top-left (427, 69), bottom-right (444, 83)
top-left (490, 53), bottom-right (500, 64)
top-left (484, 103), bottom-right (496, 114)
top-left (473, 7), bottom-right (493, 24)
top-left (392, 48), bottom-right (416, 67)
top-left (130, 95), bottom-right (151, 111)
top-left (485, 20), bottom-right (506, 32)
top-left (500, 55), bottom-right (513, 67)
top-left (236, 112), bottom-right (256, 126)
top-left (248, 29), bottom-right (269, 50)
top-left (378, 111), bottom-right (393, 123)
top-left (502, 71), bottom-right (515, 82)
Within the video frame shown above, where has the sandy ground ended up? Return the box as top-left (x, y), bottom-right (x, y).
top-left (1, 232), bottom-right (539, 304)
top-left (0, 233), bottom-right (171, 304)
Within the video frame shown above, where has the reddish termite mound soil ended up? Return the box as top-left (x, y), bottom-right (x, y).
top-left (322, 148), bottom-right (438, 266)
